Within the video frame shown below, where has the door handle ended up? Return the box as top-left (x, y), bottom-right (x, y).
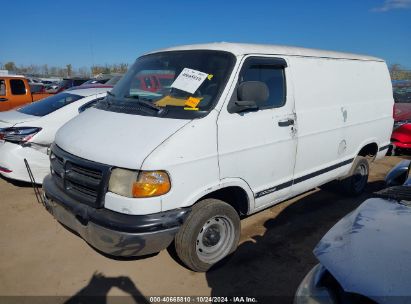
top-left (278, 119), bottom-right (294, 127)
top-left (0, 98), bottom-right (8, 102)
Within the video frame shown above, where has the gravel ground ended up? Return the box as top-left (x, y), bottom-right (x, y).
top-left (0, 156), bottom-right (405, 304)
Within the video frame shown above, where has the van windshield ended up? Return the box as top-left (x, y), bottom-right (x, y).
top-left (96, 50), bottom-right (235, 119)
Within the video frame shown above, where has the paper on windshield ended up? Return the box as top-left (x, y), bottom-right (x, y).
top-left (171, 68), bottom-right (209, 94)
top-left (155, 95), bottom-right (186, 107)
top-left (185, 97), bottom-right (201, 108)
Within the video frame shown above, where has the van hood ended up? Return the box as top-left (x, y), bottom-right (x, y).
top-left (55, 108), bottom-right (190, 169)
top-left (314, 198), bottom-right (411, 302)
top-left (0, 110), bottom-right (39, 128)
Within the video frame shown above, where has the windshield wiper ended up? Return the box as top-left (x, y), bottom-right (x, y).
top-left (123, 95), bottom-right (161, 112)
top-left (99, 91), bottom-right (114, 109)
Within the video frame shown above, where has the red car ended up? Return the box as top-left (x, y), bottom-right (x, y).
top-left (134, 73), bottom-right (174, 92)
top-left (391, 81), bottom-right (411, 154)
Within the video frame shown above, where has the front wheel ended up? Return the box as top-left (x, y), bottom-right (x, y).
top-left (174, 199), bottom-right (240, 272)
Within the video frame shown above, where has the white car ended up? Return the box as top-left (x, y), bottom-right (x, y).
top-left (42, 43), bottom-right (393, 272)
top-left (0, 86), bottom-right (111, 183)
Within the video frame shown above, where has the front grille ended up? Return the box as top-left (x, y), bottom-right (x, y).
top-left (50, 144), bottom-right (111, 208)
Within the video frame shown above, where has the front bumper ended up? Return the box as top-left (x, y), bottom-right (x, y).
top-left (43, 175), bottom-right (189, 257)
top-left (294, 264), bottom-right (335, 304)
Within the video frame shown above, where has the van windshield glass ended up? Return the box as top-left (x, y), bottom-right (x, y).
top-left (17, 93), bottom-right (83, 116)
top-left (96, 50), bottom-right (235, 119)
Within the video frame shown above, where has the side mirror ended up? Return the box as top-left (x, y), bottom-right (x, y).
top-left (231, 100), bottom-right (259, 113)
top-left (230, 81), bottom-right (269, 113)
top-left (385, 160), bottom-right (411, 187)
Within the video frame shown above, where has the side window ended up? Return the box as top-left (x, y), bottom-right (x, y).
top-left (10, 79), bottom-right (26, 95)
top-left (78, 97), bottom-right (104, 113)
top-left (0, 79), bottom-right (6, 96)
top-left (237, 58), bottom-right (286, 110)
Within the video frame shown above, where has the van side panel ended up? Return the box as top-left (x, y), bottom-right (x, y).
top-left (290, 57), bottom-right (393, 195)
top-left (342, 61), bottom-right (393, 158)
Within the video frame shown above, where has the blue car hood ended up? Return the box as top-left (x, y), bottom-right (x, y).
top-left (314, 198), bottom-right (411, 303)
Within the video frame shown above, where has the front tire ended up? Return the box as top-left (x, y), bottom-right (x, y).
top-left (174, 199), bottom-right (240, 272)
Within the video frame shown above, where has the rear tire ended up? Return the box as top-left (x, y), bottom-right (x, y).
top-left (340, 156), bottom-right (369, 196)
top-left (174, 199), bottom-right (240, 272)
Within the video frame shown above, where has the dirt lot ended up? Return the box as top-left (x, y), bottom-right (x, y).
top-left (0, 156), bottom-right (406, 303)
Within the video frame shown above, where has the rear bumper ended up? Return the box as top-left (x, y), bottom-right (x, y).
top-left (43, 175), bottom-right (189, 257)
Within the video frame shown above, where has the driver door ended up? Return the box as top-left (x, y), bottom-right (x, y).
top-left (217, 56), bottom-right (297, 210)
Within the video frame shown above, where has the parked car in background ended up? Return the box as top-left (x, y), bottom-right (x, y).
top-left (81, 78), bottom-right (111, 86)
top-left (41, 80), bottom-right (54, 85)
top-left (28, 82), bottom-right (47, 94)
top-left (68, 75), bottom-right (125, 91)
top-left (26, 77), bottom-right (43, 84)
top-left (391, 81), bottom-right (411, 154)
top-left (45, 83), bottom-right (60, 93)
top-left (133, 72), bottom-right (175, 92)
top-left (42, 43), bottom-right (393, 272)
top-left (55, 77), bottom-right (90, 93)
top-left (0, 85), bottom-right (111, 183)
top-left (80, 74), bottom-right (124, 87)
top-left (40, 77), bottom-right (61, 84)
top-left (104, 74), bottom-right (124, 86)
top-left (81, 74), bottom-right (114, 85)
top-left (0, 76), bottom-right (53, 111)
top-left (295, 160), bottom-right (411, 304)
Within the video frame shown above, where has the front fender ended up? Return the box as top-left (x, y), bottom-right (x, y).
top-left (178, 177), bottom-right (255, 213)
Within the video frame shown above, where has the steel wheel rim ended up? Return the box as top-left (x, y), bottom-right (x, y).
top-left (196, 216), bottom-right (235, 264)
top-left (353, 163), bottom-right (368, 192)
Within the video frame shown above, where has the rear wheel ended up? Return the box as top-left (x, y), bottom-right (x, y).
top-left (340, 156), bottom-right (369, 196)
top-left (174, 199), bottom-right (240, 272)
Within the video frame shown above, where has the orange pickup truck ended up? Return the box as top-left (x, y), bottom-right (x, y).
top-left (0, 76), bottom-right (53, 111)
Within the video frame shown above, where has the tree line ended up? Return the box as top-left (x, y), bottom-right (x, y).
top-left (0, 62), bottom-right (129, 78)
top-left (390, 64), bottom-right (411, 81)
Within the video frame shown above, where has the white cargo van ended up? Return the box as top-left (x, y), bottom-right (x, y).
top-left (42, 43), bottom-right (393, 271)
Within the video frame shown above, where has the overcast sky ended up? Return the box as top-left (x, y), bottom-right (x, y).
top-left (1, 0), bottom-right (410, 69)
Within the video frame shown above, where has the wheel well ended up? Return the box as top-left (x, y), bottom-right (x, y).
top-left (358, 143), bottom-right (378, 158)
top-left (200, 186), bottom-right (249, 216)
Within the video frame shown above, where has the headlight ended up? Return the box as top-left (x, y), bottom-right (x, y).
top-left (294, 264), bottom-right (335, 304)
top-left (0, 127), bottom-right (42, 143)
top-left (109, 168), bottom-right (171, 198)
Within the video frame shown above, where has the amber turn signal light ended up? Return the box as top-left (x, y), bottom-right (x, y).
top-left (132, 171), bottom-right (171, 198)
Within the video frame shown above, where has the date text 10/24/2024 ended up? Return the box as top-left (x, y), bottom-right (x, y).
top-left (149, 297), bottom-right (258, 303)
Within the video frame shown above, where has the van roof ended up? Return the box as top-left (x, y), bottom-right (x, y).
top-left (149, 42), bottom-right (384, 62)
